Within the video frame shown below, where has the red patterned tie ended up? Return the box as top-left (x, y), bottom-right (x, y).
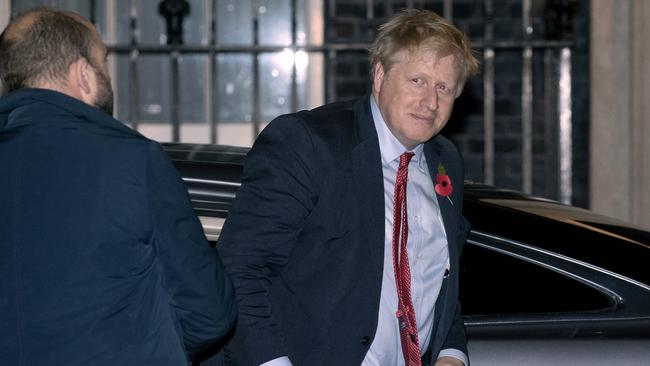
top-left (392, 152), bottom-right (421, 366)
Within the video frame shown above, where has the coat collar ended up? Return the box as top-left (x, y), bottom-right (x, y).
top-left (0, 88), bottom-right (138, 138)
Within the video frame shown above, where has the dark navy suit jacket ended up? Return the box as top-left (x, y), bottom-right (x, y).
top-left (218, 96), bottom-right (469, 366)
top-left (0, 89), bottom-right (236, 365)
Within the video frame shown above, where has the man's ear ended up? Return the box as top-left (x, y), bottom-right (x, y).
top-left (372, 63), bottom-right (385, 95)
top-left (69, 57), bottom-right (96, 105)
top-left (76, 57), bottom-right (93, 96)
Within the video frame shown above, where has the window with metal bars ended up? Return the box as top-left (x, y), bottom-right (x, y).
top-left (5, 0), bottom-right (587, 206)
top-left (10, 0), bottom-right (325, 146)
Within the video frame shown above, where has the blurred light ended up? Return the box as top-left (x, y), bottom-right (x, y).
top-left (559, 47), bottom-right (573, 204)
top-left (145, 104), bottom-right (162, 114)
top-left (277, 49), bottom-right (309, 72)
top-left (295, 50), bottom-right (309, 71)
top-left (225, 82), bottom-right (235, 95)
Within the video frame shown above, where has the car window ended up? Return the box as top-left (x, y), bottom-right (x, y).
top-left (459, 243), bottom-right (613, 316)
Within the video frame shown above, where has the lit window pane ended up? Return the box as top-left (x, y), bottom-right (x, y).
top-left (139, 55), bottom-right (170, 122)
top-left (258, 0), bottom-right (290, 45)
top-left (217, 54), bottom-right (253, 122)
top-left (10, 0), bottom-right (91, 17)
top-left (297, 52), bottom-right (324, 111)
top-left (182, 0), bottom-right (207, 44)
top-left (131, 0), bottom-right (203, 45)
top-left (136, 0), bottom-right (166, 44)
top-left (259, 52), bottom-right (291, 122)
top-left (113, 1), bottom-right (132, 44)
top-left (179, 55), bottom-right (206, 122)
top-left (217, 0), bottom-right (252, 45)
top-left (296, 0), bottom-right (323, 46)
top-left (114, 54), bottom-right (133, 124)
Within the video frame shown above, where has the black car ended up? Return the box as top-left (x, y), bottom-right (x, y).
top-left (164, 143), bottom-right (650, 366)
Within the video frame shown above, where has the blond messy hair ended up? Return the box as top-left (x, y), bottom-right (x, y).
top-left (369, 9), bottom-right (479, 96)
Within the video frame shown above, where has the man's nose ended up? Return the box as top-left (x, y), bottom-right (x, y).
top-left (423, 87), bottom-right (438, 111)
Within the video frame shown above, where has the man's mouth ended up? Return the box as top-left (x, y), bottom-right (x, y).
top-left (410, 113), bottom-right (435, 123)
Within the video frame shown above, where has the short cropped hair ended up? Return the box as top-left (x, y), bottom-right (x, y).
top-left (0, 7), bottom-right (95, 93)
top-left (369, 9), bottom-right (479, 94)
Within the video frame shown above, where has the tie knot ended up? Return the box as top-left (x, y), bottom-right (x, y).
top-left (399, 152), bottom-right (415, 169)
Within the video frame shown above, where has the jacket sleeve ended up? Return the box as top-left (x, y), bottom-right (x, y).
top-left (441, 302), bottom-right (469, 357)
top-left (439, 216), bottom-right (470, 361)
top-left (217, 116), bottom-right (318, 365)
top-left (146, 142), bottom-right (236, 355)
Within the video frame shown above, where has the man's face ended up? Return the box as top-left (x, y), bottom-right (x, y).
top-left (372, 49), bottom-right (460, 150)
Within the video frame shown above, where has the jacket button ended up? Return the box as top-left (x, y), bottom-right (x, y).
top-left (361, 336), bottom-right (371, 346)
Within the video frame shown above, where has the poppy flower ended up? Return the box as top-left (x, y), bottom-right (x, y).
top-left (434, 163), bottom-right (454, 198)
top-left (435, 174), bottom-right (453, 196)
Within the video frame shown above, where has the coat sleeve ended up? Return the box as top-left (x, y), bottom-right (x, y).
top-left (439, 224), bottom-right (470, 361)
top-left (146, 142), bottom-right (237, 355)
top-left (217, 115), bottom-right (318, 365)
top-left (441, 302), bottom-right (469, 357)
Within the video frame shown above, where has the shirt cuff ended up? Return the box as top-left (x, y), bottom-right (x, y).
top-left (438, 348), bottom-right (469, 366)
top-left (259, 356), bottom-right (293, 366)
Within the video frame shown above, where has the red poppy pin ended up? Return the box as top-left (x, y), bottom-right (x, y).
top-left (435, 163), bottom-right (454, 205)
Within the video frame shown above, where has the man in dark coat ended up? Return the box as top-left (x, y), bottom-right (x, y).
top-left (0, 8), bottom-right (235, 365)
top-left (217, 9), bottom-right (479, 366)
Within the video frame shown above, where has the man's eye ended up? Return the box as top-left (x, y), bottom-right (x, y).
top-left (437, 83), bottom-right (453, 95)
top-left (412, 78), bottom-right (423, 86)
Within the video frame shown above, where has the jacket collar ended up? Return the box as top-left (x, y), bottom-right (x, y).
top-left (0, 88), bottom-right (138, 137)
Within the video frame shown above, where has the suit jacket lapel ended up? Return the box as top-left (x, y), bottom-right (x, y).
top-left (351, 97), bottom-right (385, 277)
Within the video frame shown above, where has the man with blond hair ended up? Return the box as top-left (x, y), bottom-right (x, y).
top-left (218, 9), bottom-right (478, 366)
top-left (0, 7), bottom-right (235, 365)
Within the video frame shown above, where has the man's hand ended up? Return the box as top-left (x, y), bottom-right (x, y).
top-left (435, 356), bottom-right (465, 366)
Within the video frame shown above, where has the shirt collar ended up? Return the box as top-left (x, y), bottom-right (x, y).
top-left (370, 95), bottom-right (426, 170)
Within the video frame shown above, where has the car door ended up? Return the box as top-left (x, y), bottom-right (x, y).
top-left (460, 231), bottom-right (650, 366)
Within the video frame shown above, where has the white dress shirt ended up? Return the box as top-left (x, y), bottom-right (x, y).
top-left (260, 97), bottom-right (467, 366)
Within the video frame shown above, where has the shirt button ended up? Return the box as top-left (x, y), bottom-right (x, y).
top-left (361, 336), bottom-right (372, 346)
